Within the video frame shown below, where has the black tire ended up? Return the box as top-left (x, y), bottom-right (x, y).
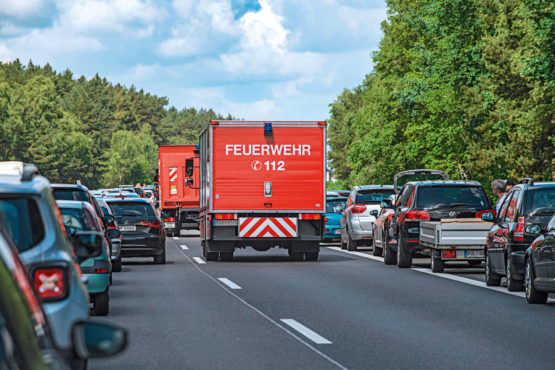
top-left (305, 252), bottom-right (319, 261)
top-left (431, 255), bottom-right (444, 273)
top-left (396, 238), bottom-right (412, 268)
top-left (288, 248), bottom-right (304, 261)
top-left (506, 256), bottom-right (523, 291)
top-left (525, 257), bottom-right (548, 304)
top-left (340, 233), bottom-right (346, 250)
top-left (112, 257), bottom-right (122, 272)
top-left (383, 237), bottom-right (396, 265)
top-left (347, 233), bottom-right (357, 251)
top-left (206, 252), bottom-right (218, 261)
top-left (109, 273), bottom-right (112, 285)
top-left (485, 251), bottom-right (501, 286)
top-left (154, 248), bottom-right (166, 264)
top-left (372, 237), bottom-right (382, 256)
top-left (220, 251), bottom-right (233, 261)
top-left (93, 291), bottom-right (109, 316)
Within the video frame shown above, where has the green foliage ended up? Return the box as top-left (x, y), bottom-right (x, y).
top-left (328, 0), bottom-right (554, 188)
top-left (0, 60), bottom-right (233, 188)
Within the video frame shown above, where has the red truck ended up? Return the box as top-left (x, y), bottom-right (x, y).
top-left (199, 121), bottom-right (326, 261)
top-left (157, 145), bottom-right (200, 236)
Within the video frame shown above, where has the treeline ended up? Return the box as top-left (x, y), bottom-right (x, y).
top-left (328, 0), bottom-right (554, 189)
top-left (0, 60), bottom-right (232, 188)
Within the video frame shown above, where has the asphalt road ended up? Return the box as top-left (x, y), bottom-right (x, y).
top-left (91, 234), bottom-right (555, 370)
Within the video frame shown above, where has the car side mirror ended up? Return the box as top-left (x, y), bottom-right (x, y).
top-left (72, 320), bottom-right (127, 359)
top-left (101, 215), bottom-right (115, 228)
top-left (161, 211), bottom-right (169, 219)
top-left (481, 212), bottom-right (494, 222)
top-left (71, 232), bottom-right (103, 263)
top-left (525, 224), bottom-right (541, 236)
top-left (370, 210), bottom-right (379, 217)
top-left (381, 199), bottom-right (393, 209)
top-left (106, 228), bottom-right (121, 239)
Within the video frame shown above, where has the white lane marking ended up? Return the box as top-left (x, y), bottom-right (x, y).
top-left (326, 246), bottom-right (555, 303)
top-left (193, 257), bottom-right (206, 264)
top-left (172, 236), bottom-right (179, 240)
top-left (217, 278), bottom-right (242, 290)
top-left (179, 244), bottom-right (189, 250)
top-left (280, 319), bottom-right (332, 345)
top-left (174, 245), bottom-right (347, 370)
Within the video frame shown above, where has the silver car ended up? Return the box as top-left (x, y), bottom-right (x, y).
top-left (340, 185), bottom-right (395, 251)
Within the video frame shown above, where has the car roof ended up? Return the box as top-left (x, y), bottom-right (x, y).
top-left (354, 185), bottom-right (395, 190)
top-left (51, 183), bottom-right (90, 191)
top-left (406, 180), bottom-right (482, 187)
top-left (104, 197), bottom-right (150, 203)
top-left (55, 200), bottom-right (95, 211)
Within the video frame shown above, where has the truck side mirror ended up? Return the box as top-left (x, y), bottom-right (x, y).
top-left (185, 159), bottom-right (194, 177)
top-left (186, 178), bottom-right (194, 187)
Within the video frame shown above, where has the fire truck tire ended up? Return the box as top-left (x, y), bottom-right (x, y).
top-left (288, 248), bottom-right (304, 261)
top-left (220, 251), bottom-right (233, 261)
top-left (431, 256), bottom-right (444, 273)
top-left (305, 252), bottom-right (318, 261)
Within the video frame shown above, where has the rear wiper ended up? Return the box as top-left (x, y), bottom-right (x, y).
top-left (425, 203), bottom-right (474, 210)
top-left (530, 207), bottom-right (555, 216)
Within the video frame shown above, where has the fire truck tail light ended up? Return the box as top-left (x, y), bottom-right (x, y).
top-left (215, 213), bottom-right (237, 220)
top-left (33, 267), bottom-right (67, 300)
top-left (299, 213), bottom-right (321, 220)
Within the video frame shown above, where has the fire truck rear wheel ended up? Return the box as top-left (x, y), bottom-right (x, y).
top-left (288, 248), bottom-right (303, 261)
top-left (220, 251), bottom-right (233, 261)
top-left (305, 252), bottom-right (318, 261)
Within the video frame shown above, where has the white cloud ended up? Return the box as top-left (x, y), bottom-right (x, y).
top-left (0, 0), bottom-right (48, 18)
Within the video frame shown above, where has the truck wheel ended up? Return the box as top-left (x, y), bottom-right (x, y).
top-left (220, 251), bottom-right (233, 261)
top-left (431, 256), bottom-right (444, 273)
top-left (93, 291), bottom-right (109, 316)
top-left (525, 257), bottom-right (548, 304)
top-left (288, 248), bottom-right (304, 261)
top-left (347, 233), bottom-right (357, 251)
top-left (112, 257), bottom-right (122, 272)
top-left (396, 239), bottom-right (412, 268)
top-left (506, 256), bottom-right (523, 291)
top-left (305, 252), bottom-right (319, 261)
top-left (485, 251), bottom-right (501, 286)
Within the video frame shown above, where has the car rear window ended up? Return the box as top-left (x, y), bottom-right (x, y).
top-left (416, 186), bottom-right (489, 209)
top-left (524, 187), bottom-right (555, 217)
top-left (0, 198), bottom-right (45, 252)
top-left (326, 199), bottom-right (346, 213)
top-left (355, 190), bottom-right (394, 205)
top-left (58, 207), bottom-right (100, 235)
top-left (52, 189), bottom-right (89, 202)
top-left (108, 202), bottom-right (156, 221)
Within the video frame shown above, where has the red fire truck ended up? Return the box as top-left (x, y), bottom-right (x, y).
top-left (157, 145), bottom-right (200, 236)
top-left (199, 121), bottom-right (326, 261)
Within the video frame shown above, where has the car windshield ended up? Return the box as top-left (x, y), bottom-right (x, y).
top-left (0, 198), bottom-right (45, 252)
top-left (355, 190), bottom-right (394, 205)
top-left (417, 186), bottom-right (489, 209)
top-left (525, 187), bottom-right (555, 217)
top-left (58, 207), bottom-right (100, 235)
top-left (326, 199), bottom-right (346, 213)
top-left (108, 202), bottom-right (157, 221)
top-left (52, 189), bottom-right (89, 202)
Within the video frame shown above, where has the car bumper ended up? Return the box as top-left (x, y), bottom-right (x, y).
top-left (324, 226), bottom-right (342, 240)
top-left (121, 234), bottom-right (164, 257)
top-left (83, 273), bottom-right (110, 295)
top-left (350, 220), bottom-right (373, 240)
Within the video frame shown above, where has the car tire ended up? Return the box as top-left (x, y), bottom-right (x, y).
top-left (397, 238), bottom-right (412, 268)
top-left (112, 257), bottom-right (122, 272)
top-left (372, 237), bottom-right (382, 256)
top-left (93, 291), bottom-right (109, 316)
top-left (347, 233), bottom-right (357, 251)
top-left (154, 248), bottom-right (166, 264)
top-left (525, 257), bottom-right (548, 304)
top-left (109, 273), bottom-right (112, 285)
top-left (220, 251), bottom-right (233, 261)
top-left (383, 237), bottom-right (396, 265)
top-left (305, 252), bottom-right (319, 261)
top-left (506, 256), bottom-right (523, 291)
top-left (431, 255), bottom-right (444, 273)
top-left (340, 234), bottom-right (346, 250)
top-left (485, 251), bottom-right (501, 286)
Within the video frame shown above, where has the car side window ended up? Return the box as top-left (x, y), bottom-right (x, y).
top-left (497, 193), bottom-right (512, 223)
top-left (504, 190), bottom-right (520, 223)
top-left (396, 186), bottom-right (409, 208)
top-left (547, 216), bottom-right (555, 231)
top-left (406, 186), bottom-right (416, 208)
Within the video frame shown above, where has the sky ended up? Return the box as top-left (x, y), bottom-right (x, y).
top-left (0, 0), bottom-right (387, 120)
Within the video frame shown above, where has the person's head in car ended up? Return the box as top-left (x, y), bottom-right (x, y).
top-left (504, 179), bottom-right (514, 192)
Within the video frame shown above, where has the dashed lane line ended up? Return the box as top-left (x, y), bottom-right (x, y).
top-left (193, 257), bottom-right (206, 264)
top-left (280, 319), bottom-right (332, 345)
top-left (217, 278), bottom-right (242, 290)
top-left (172, 236), bottom-right (179, 240)
top-left (179, 244), bottom-right (189, 251)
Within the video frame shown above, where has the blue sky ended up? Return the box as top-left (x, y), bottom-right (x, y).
top-left (0, 0), bottom-right (387, 120)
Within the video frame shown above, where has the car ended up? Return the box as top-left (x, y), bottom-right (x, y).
top-left (105, 198), bottom-right (166, 264)
top-left (340, 185), bottom-right (395, 251)
top-left (524, 214), bottom-right (555, 303)
top-left (483, 178), bottom-right (555, 290)
top-left (144, 189), bottom-right (156, 204)
top-left (324, 197), bottom-right (348, 241)
top-left (372, 194), bottom-right (396, 257)
top-left (0, 226), bottom-right (128, 368)
top-left (96, 197), bottom-right (123, 272)
top-left (0, 162), bottom-right (91, 355)
top-left (57, 200), bottom-right (112, 316)
top-left (326, 191), bottom-right (341, 198)
top-left (385, 169), bottom-right (493, 268)
top-left (104, 192), bottom-right (140, 199)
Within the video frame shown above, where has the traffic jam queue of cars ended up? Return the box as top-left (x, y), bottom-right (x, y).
top-left (326, 169), bottom-right (555, 304)
top-left (0, 161), bottom-right (171, 368)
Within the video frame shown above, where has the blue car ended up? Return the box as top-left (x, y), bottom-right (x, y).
top-left (324, 197), bottom-right (348, 241)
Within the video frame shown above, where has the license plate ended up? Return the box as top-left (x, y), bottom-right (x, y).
top-left (164, 222), bottom-right (175, 229)
top-left (119, 225), bottom-right (136, 232)
top-left (465, 250), bottom-right (484, 258)
top-left (334, 229), bottom-right (341, 234)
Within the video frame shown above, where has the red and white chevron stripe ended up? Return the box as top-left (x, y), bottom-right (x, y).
top-left (239, 217), bottom-right (297, 238)
top-left (169, 167), bottom-right (178, 181)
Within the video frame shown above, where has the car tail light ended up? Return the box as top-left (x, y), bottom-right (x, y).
top-left (33, 267), bottom-right (67, 300)
top-left (325, 229), bottom-right (329, 232)
top-left (324, 217), bottom-right (328, 222)
top-left (406, 210), bottom-right (430, 221)
top-left (387, 214), bottom-right (393, 222)
top-left (299, 213), bottom-right (321, 220)
top-left (214, 213), bottom-right (237, 220)
top-left (164, 217), bottom-right (175, 222)
top-left (351, 204), bottom-right (366, 214)
top-left (140, 220), bottom-right (161, 228)
top-left (94, 268), bottom-right (108, 273)
top-left (514, 216), bottom-right (525, 241)
top-left (442, 250), bottom-right (456, 258)
top-left (475, 209), bottom-right (495, 218)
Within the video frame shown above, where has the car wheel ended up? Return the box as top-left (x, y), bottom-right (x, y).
top-left (112, 257), bottom-right (122, 272)
top-left (431, 255), bottom-right (444, 273)
top-left (347, 232), bottom-right (357, 251)
top-left (154, 248), bottom-right (166, 264)
top-left (506, 256), bottom-right (523, 291)
top-left (93, 291), bottom-right (109, 316)
top-left (397, 238), bottom-right (412, 268)
top-left (305, 252), bottom-right (319, 261)
top-left (372, 237), bottom-right (382, 256)
top-left (485, 251), bottom-right (501, 286)
top-left (383, 237), bottom-right (396, 265)
top-left (220, 251), bottom-right (233, 261)
top-left (109, 273), bottom-right (112, 285)
top-left (525, 257), bottom-right (548, 304)
top-left (340, 233), bottom-right (346, 250)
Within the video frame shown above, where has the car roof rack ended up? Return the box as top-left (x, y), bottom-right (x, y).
top-left (519, 177), bottom-right (534, 186)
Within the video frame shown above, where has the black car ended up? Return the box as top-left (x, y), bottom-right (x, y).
top-left (384, 169), bottom-right (493, 268)
top-left (524, 214), bottom-right (555, 303)
top-left (483, 179), bottom-right (555, 291)
top-left (105, 198), bottom-right (166, 264)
